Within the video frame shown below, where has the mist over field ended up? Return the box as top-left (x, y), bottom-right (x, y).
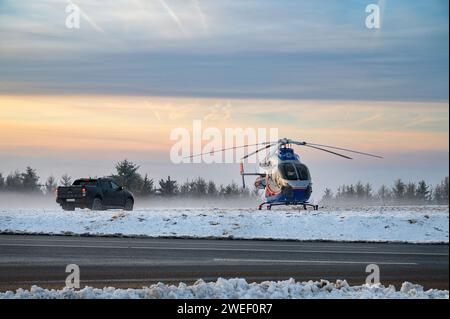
top-left (0, 193), bottom-right (259, 210)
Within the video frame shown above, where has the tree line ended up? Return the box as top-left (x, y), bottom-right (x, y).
top-left (0, 160), bottom-right (251, 198)
top-left (1, 160), bottom-right (448, 204)
top-left (321, 177), bottom-right (449, 205)
top-left (109, 160), bottom-right (251, 198)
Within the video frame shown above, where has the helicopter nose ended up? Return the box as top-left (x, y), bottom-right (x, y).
top-left (282, 187), bottom-right (294, 200)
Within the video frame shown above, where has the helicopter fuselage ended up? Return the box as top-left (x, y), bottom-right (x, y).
top-left (191, 137), bottom-right (380, 210)
top-left (230, 137), bottom-right (381, 210)
top-left (256, 147), bottom-right (313, 207)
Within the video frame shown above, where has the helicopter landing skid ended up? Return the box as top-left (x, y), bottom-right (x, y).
top-left (258, 202), bottom-right (319, 211)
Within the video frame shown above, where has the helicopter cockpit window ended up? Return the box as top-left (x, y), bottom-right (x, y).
top-left (295, 163), bottom-right (310, 181)
top-left (279, 163), bottom-right (298, 180)
top-left (279, 163), bottom-right (311, 181)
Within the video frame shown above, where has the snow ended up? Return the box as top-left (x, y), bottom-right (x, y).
top-left (0, 206), bottom-right (448, 243)
top-left (0, 278), bottom-right (448, 299)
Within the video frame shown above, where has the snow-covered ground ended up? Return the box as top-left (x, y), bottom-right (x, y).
top-left (0, 206), bottom-right (448, 243)
top-left (0, 278), bottom-right (448, 299)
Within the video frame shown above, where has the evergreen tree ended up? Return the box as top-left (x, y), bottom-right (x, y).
top-left (111, 159), bottom-right (143, 193)
top-left (346, 184), bottom-right (356, 200)
top-left (392, 179), bottom-right (406, 202)
top-left (416, 180), bottom-right (430, 203)
top-left (434, 177), bottom-right (449, 204)
top-left (158, 176), bottom-right (178, 196)
top-left (191, 177), bottom-right (207, 197)
top-left (207, 181), bottom-right (218, 197)
top-left (60, 174), bottom-right (72, 186)
top-left (442, 176), bottom-right (449, 204)
top-left (179, 180), bottom-right (191, 197)
top-left (221, 181), bottom-right (240, 197)
top-left (140, 174), bottom-right (155, 196)
top-left (355, 182), bottom-right (365, 200)
top-left (21, 167), bottom-right (40, 193)
top-left (0, 173), bottom-right (4, 191)
top-left (5, 171), bottom-right (22, 191)
top-left (405, 182), bottom-right (417, 202)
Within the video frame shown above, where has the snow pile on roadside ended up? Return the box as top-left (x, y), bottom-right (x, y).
top-left (0, 278), bottom-right (448, 299)
top-left (0, 206), bottom-right (448, 243)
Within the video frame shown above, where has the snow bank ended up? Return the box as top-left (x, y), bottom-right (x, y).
top-left (0, 278), bottom-right (448, 299)
top-left (0, 206), bottom-right (448, 243)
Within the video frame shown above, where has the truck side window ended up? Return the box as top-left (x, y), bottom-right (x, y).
top-left (110, 181), bottom-right (120, 191)
top-left (100, 180), bottom-right (111, 190)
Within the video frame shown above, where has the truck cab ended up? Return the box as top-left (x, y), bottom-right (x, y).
top-left (56, 178), bottom-right (134, 211)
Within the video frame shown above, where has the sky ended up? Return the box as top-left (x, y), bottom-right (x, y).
top-left (0, 0), bottom-right (448, 197)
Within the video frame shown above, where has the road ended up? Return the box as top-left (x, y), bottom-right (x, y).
top-left (0, 234), bottom-right (448, 291)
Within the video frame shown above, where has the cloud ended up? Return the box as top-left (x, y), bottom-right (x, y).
top-left (192, 0), bottom-right (208, 31)
top-left (0, 0), bottom-right (447, 100)
top-left (154, 0), bottom-right (189, 37)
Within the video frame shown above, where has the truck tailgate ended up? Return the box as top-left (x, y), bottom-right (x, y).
top-left (57, 186), bottom-right (84, 199)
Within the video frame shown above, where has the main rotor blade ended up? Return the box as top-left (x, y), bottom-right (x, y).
top-left (241, 143), bottom-right (277, 160)
top-left (185, 141), bottom-right (274, 159)
top-left (305, 142), bottom-right (383, 159)
top-left (300, 144), bottom-right (353, 160)
top-left (267, 142), bottom-right (282, 159)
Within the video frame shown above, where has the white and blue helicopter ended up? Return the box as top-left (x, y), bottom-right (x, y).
top-left (191, 138), bottom-right (382, 210)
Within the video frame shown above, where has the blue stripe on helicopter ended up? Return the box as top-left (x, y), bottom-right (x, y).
top-left (265, 188), bottom-right (311, 204)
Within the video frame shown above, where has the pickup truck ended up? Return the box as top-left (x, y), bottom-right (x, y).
top-left (56, 178), bottom-right (134, 211)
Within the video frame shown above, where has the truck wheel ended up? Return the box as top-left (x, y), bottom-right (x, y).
top-left (124, 198), bottom-right (134, 211)
top-left (62, 204), bottom-right (75, 211)
top-left (92, 198), bottom-right (103, 211)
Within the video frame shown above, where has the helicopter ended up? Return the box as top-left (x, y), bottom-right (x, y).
top-left (189, 138), bottom-right (382, 210)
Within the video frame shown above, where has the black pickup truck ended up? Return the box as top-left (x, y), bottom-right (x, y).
top-left (56, 178), bottom-right (134, 211)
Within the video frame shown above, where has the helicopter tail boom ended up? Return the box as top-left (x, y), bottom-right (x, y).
top-left (240, 161), bottom-right (267, 189)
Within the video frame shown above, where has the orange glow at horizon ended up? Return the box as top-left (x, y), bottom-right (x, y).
top-left (0, 95), bottom-right (448, 159)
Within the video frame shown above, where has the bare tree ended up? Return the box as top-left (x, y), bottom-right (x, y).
top-left (45, 176), bottom-right (57, 195)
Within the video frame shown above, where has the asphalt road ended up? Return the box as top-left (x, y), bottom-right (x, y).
top-left (0, 234), bottom-right (448, 291)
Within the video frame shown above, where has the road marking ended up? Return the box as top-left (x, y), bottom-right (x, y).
top-left (0, 237), bottom-right (379, 249)
top-left (0, 243), bottom-right (447, 256)
top-left (213, 258), bottom-right (418, 265)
